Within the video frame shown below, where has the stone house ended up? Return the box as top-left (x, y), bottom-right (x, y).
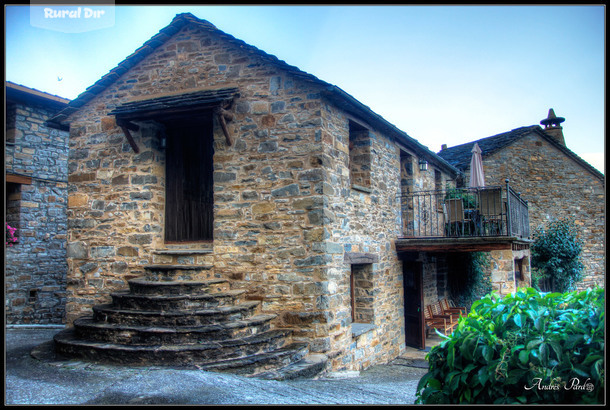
top-left (438, 110), bottom-right (605, 290)
top-left (46, 13), bottom-right (530, 373)
top-left (5, 81), bottom-right (70, 324)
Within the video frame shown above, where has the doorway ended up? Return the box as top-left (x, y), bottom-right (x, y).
top-left (164, 114), bottom-right (214, 242)
top-left (403, 260), bottom-right (425, 349)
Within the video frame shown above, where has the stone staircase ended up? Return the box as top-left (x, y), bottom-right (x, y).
top-left (54, 252), bottom-right (327, 379)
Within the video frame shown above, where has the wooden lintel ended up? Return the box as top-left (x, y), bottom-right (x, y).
top-left (6, 173), bottom-right (33, 184)
top-left (119, 125), bottom-right (140, 153)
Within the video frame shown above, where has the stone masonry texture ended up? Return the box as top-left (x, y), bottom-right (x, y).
top-left (5, 96), bottom-right (69, 324)
top-left (477, 134), bottom-right (604, 290)
top-left (57, 16), bottom-right (522, 372)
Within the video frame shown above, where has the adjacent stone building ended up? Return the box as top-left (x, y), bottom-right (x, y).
top-left (46, 13), bottom-right (530, 372)
top-left (5, 81), bottom-right (70, 324)
top-left (438, 111), bottom-right (605, 290)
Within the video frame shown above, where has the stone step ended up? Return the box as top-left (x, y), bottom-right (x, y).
top-left (92, 300), bottom-right (261, 327)
top-left (54, 328), bottom-right (295, 367)
top-left (72, 313), bottom-right (277, 345)
top-left (127, 277), bottom-right (230, 296)
top-left (196, 342), bottom-right (310, 376)
top-left (143, 264), bottom-right (214, 281)
top-left (110, 289), bottom-right (246, 311)
top-left (256, 353), bottom-right (329, 380)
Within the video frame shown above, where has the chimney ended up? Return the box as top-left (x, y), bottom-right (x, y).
top-left (540, 108), bottom-right (566, 146)
top-left (441, 144), bottom-right (447, 150)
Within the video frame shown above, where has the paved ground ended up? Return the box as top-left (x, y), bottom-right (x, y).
top-left (5, 326), bottom-right (431, 405)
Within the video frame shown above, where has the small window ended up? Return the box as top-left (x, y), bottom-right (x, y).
top-left (435, 169), bottom-right (443, 192)
top-left (514, 258), bottom-right (525, 281)
top-left (348, 120), bottom-right (371, 191)
top-left (350, 264), bottom-right (374, 324)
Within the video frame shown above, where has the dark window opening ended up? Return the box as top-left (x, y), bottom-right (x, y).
top-left (350, 264), bottom-right (374, 324)
top-left (435, 169), bottom-right (443, 192)
top-left (348, 120), bottom-right (372, 191)
top-left (515, 258), bottom-right (525, 281)
top-left (164, 113), bottom-right (214, 242)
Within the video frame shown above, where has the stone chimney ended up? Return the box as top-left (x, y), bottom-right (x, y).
top-left (540, 108), bottom-right (566, 146)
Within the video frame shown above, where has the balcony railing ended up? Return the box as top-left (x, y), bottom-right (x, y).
top-left (400, 180), bottom-right (530, 240)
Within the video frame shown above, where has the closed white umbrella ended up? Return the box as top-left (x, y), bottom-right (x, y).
top-left (469, 143), bottom-right (485, 188)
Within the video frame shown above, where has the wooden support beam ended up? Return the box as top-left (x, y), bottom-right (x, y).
top-left (395, 237), bottom-right (531, 253)
top-left (6, 173), bottom-right (32, 184)
top-left (216, 106), bottom-right (234, 146)
top-left (116, 120), bottom-right (140, 153)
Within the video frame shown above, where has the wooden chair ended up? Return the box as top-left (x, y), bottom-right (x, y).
top-left (440, 298), bottom-right (467, 318)
top-left (445, 198), bottom-right (468, 236)
top-left (430, 302), bottom-right (459, 326)
top-left (424, 305), bottom-right (457, 337)
top-left (478, 188), bottom-right (503, 235)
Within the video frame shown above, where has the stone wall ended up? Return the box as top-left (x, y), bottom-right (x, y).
top-left (318, 104), bottom-right (407, 370)
top-left (480, 134), bottom-right (604, 289)
top-left (63, 24), bottom-right (329, 327)
top-left (5, 100), bottom-right (69, 324)
top-left (61, 21), bottom-right (459, 371)
top-left (488, 247), bottom-right (530, 295)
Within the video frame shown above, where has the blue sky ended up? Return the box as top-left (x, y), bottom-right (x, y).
top-left (5, 5), bottom-right (605, 173)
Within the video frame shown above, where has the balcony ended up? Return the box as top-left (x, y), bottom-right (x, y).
top-left (397, 180), bottom-right (531, 252)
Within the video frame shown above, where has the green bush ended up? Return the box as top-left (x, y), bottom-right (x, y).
top-left (531, 219), bottom-right (584, 292)
top-left (416, 287), bottom-right (604, 404)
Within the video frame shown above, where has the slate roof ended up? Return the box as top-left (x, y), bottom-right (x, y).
top-left (438, 125), bottom-right (604, 181)
top-left (6, 81), bottom-right (70, 110)
top-left (108, 87), bottom-right (240, 121)
top-left (46, 12), bottom-right (459, 177)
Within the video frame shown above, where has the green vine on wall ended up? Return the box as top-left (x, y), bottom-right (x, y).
top-left (447, 252), bottom-right (492, 309)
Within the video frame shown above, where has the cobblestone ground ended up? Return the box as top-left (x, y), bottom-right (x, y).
top-left (6, 327), bottom-right (428, 405)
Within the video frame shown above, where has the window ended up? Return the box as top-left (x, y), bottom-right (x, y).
top-left (435, 169), bottom-right (443, 192)
top-left (400, 151), bottom-right (415, 233)
top-left (164, 114), bottom-right (214, 242)
top-left (350, 264), bottom-right (374, 324)
top-left (348, 120), bottom-right (372, 191)
top-left (514, 257), bottom-right (527, 282)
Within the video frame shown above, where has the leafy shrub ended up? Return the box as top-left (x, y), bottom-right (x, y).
top-left (416, 287), bottom-right (604, 404)
top-left (531, 219), bottom-right (584, 292)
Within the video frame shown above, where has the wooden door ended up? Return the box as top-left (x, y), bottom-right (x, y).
top-left (165, 115), bottom-right (214, 242)
top-left (403, 260), bottom-right (425, 349)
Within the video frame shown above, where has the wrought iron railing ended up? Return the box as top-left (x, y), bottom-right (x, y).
top-left (400, 180), bottom-right (530, 240)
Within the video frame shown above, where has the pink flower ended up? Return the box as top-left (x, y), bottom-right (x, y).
top-left (5, 223), bottom-right (17, 246)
